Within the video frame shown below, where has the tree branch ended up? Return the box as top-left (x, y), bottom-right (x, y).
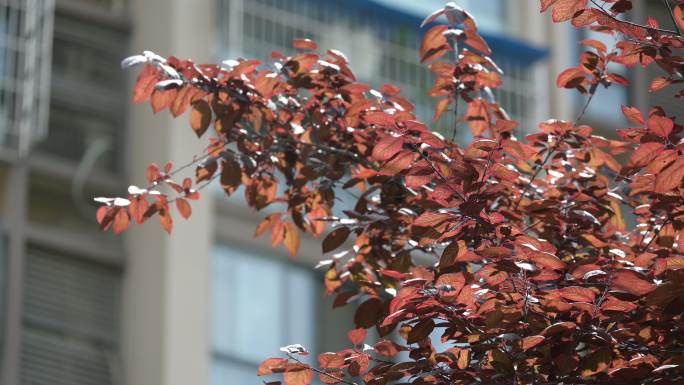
top-left (590, 0), bottom-right (681, 36)
top-left (662, 0), bottom-right (682, 35)
top-left (287, 353), bottom-right (358, 385)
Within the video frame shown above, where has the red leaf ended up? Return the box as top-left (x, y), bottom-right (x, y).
top-left (347, 328), bottom-right (367, 345)
top-left (559, 286), bottom-right (596, 302)
top-left (649, 76), bottom-right (672, 92)
top-left (190, 99), bottom-right (212, 138)
top-left (371, 136), bottom-right (404, 162)
top-left (175, 198), bottom-right (192, 219)
top-left (414, 211), bottom-right (451, 227)
top-left (433, 98), bottom-right (451, 123)
top-left (654, 156), bottom-right (684, 193)
top-left (284, 364), bottom-right (313, 385)
top-left (674, 4), bottom-right (684, 34)
top-left (621, 105), bottom-right (644, 125)
top-left (258, 358), bottom-right (288, 376)
top-left (322, 227), bottom-right (351, 253)
top-left (147, 163), bottom-right (161, 184)
top-left (551, 0), bottom-right (588, 22)
top-left (378, 150), bottom-right (416, 176)
top-left (373, 340), bottom-right (406, 357)
top-left (629, 142), bottom-right (665, 167)
top-left (133, 64), bottom-right (158, 103)
top-left (521, 335), bottom-right (546, 351)
top-left (283, 222), bottom-right (301, 257)
top-left (151, 88), bottom-right (177, 113)
top-left (112, 208), bottom-right (130, 234)
top-left (407, 318), bottom-right (435, 344)
top-left (293, 38), bottom-right (318, 50)
top-left (317, 353), bottom-right (345, 370)
top-left (540, 0), bottom-right (561, 12)
top-left (647, 114), bottom-right (673, 137)
top-left (159, 210), bottom-right (173, 234)
top-left (611, 269), bottom-right (655, 296)
top-left (556, 67), bottom-right (585, 88)
top-left (420, 25), bottom-right (449, 63)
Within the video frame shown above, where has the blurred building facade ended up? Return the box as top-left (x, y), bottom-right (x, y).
top-left (0, 0), bottom-right (660, 385)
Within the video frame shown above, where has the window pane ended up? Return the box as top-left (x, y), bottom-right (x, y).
top-left (285, 267), bottom-right (315, 353)
top-left (212, 246), bottom-right (283, 362)
top-left (211, 359), bottom-right (257, 385)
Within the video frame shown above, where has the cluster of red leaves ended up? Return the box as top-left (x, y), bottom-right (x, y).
top-left (98, 1), bottom-right (684, 384)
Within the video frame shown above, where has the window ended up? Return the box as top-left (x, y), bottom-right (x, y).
top-left (36, 9), bottom-right (128, 173)
top-left (0, 0), bottom-right (54, 157)
top-left (20, 246), bottom-right (122, 385)
top-left (211, 245), bottom-right (317, 385)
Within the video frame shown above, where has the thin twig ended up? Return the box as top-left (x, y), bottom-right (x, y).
top-left (590, 0), bottom-right (681, 36)
top-left (641, 215), bottom-right (671, 253)
top-left (574, 81), bottom-right (599, 125)
top-left (287, 354), bottom-right (358, 385)
top-left (662, 0), bottom-right (682, 35)
top-left (408, 143), bottom-right (467, 202)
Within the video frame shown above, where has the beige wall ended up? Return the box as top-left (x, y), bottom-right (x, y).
top-left (124, 1), bottom-right (216, 385)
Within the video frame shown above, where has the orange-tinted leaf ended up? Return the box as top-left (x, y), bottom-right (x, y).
top-left (293, 38), bottom-right (317, 50)
top-left (283, 222), bottom-right (301, 256)
top-left (348, 328), bottom-right (367, 345)
top-left (621, 105), bottom-right (644, 125)
top-left (649, 76), bottom-right (672, 92)
top-left (420, 25), bottom-right (449, 63)
top-left (133, 64), bottom-right (158, 103)
top-left (629, 142), bottom-right (664, 167)
top-left (654, 156), bottom-right (684, 193)
top-left (374, 340), bottom-right (406, 357)
top-left (379, 150), bottom-right (415, 176)
top-left (647, 114), bottom-right (673, 137)
top-left (521, 335), bottom-right (545, 351)
top-left (433, 98), bottom-right (451, 123)
top-left (151, 88), bottom-right (177, 113)
top-left (556, 67), bottom-right (585, 88)
top-left (258, 358), bottom-right (288, 376)
top-left (612, 269), bottom-right (655, 296)
top-left (175, 198), bottom-right (191, 219)
top-left (190, 99), bottom-right (212, 138)
top-left (317, 353), bottom-right (345, 370)
top-left (559, 286), bottom-right (595, 302)
top-left (159, 210), bottom-right (173, 234)
top-left (112, 208), bottom-right (130, 234)
top-left (551, 0), bottom-right (588, 22)
top-left (284, 364), bottom-right (313, 385)
top-left (540, 0), bottom-right (560, 12)
top-left (674, 4), bottom-right (684, 33)
top-left (371, 136), bottom-right (404, 162)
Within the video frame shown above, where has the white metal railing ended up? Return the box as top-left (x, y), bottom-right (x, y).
top-left (218, 0), bottom-right (538, 140)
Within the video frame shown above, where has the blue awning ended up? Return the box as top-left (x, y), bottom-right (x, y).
top-left (340, 0), bottom-right (550, 65)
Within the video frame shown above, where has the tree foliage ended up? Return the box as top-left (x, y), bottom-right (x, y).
top-left (99, 1), bottom-right (684, 384)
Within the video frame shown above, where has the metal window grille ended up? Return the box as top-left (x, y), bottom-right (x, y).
top-left (219, 0), bottom-right (537, 140)
top-left (0, 0), bottom-right (54, 158)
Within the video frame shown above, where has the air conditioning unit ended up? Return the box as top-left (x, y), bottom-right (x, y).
top-left (0, 0), bottom-right (54, 160)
